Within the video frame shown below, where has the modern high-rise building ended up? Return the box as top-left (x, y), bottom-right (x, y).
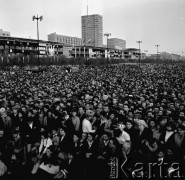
top-left (81, 14), bottom-right (103, 47)
top-left (108, 38), bottom-right (126, 50)
top-left (48, 32), bottom-right (83, 47)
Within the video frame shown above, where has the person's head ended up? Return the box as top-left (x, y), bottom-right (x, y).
top-left (166, 121), bottom-right (175, 132)
top-left (87, 133), bottom-right (95, 142)
top-left (128, 111), bottom-right (134, 118)
top-left (179, 111), bottom-right (185, 117)
top-left (113, 98), bottom-right (118, 105)
top-left (21, 106), bottom-right (26, 112)
top-left (158, 110), bottom-right (163, 116)
top-left (12, 130), bottom-right (19, 140)
top-left (160, 116), bottom-right (169, 126)
top-left (27, 110), bottom-right (33, 117)
top-left (52, 128), bottom-right (58, 136)
top-left (13, 108), bottom-right (18, 114)
top-left (113, 128), bottom-right (122, 138)
top-left (177, 124), bottom-right (185, 136)
top-left (126, 120), bottom-right (134, 130)
top-left (58, 127), bottom-right (65, 136)
top-left (157, 148), bottom-right (165, 158)
top-left (71, 109), bottom-right (77, 117)
top-left (179, 104), bottom-right (184, 111)
top-left (103, 104), bottom-right (109, 112)
top-left (109, 138), bottom-right (116, 149)
top-left (46, 145), bottom-right (55, 157)
top-left (148, 119), bottom-right (156, 129)
top-left (81, 132), bottom-right (87, 141)
top-left (41, 131), bottom-right (48, 139)
top-left (68, 152), bottom-right (74, 160)
top-left (85, 103), bottom-right (90, 110)
top-left (1, 111), bottom-right (7, 118)
top-left (109, 112), bottom-right (116, 120)
top-left (166, 109), bottom-right (172, 116)
top-left (18, 111), bottom-right (23, 118)
top-left (86, 110), bottom-right (94, 120)
top-left (102, 132), bottom-right (110, 141)
top-left (79, 107), bottom-right (84, 114)
top-left (11, 154), bottom-right (17, 161)
top-left (147, 111), bottom-right (153, 118)
top-left (137, 120), bottom-right (148, 131)
top-left (43, 105), bottom-right (49, 113)
top-left (100, 111), bottom-right (107, 120)
top-left (73, 133), bottom-right (80, 143)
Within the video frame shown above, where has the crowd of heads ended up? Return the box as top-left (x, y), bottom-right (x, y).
top-left (0, 64), bottom-right (185, 178)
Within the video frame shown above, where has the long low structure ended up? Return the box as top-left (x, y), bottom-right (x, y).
top-left (0, 36), bottom-right (146, 60)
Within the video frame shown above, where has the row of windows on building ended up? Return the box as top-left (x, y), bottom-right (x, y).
top-left (56, 37), bottom-right (83, 45)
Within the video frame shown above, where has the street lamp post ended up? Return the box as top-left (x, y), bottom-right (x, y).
top-left (33, 15), bottom-right (43, 66)
top-left (104, 33), bottom-right (111, 65)
top-left (155, 44), bottom-right (160, 65)
top-left (136, 41), bottom-right (142, 68)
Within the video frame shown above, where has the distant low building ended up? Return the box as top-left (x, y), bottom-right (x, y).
top-left (108, 38), bottom-right (126, 50)
top-left (48, 32), bottom-right (83, 47)
top-left (0, 29), bottom-right (10, 37)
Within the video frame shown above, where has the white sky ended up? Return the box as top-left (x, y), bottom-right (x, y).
top-left (0, 0), bottom-right (185, 54)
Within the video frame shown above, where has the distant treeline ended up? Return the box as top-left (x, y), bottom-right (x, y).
top-left (0, 54), bottom-right (183, 66)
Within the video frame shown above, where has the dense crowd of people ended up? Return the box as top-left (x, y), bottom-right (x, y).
top-left (0, 63), bottom-right (185, 179)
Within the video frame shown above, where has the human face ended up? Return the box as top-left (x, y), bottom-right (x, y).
top-left (73, 134), bottom-right (79, 142)
top-left (103, 106), bottom-right (109, 112)
top-left (126, 122), bottom-right (132, 129)
top-left (68, 153), bottom-right (73, 160)
top-left (46, 149), bottom-right (52, 157)
top-left (44, 108), bottom-right (48, 113)
top-left (110, 114), bottom-right (115, 120)
top-left (179, 112), bottom-right (185, 117)
top-left (138, 123), bottom-right (144, 131)
top-left (87, 134), bottom-right (93, 141)
top-left (81, 133), bottom-right (87, 140)
top-left (13, 109), bottom-right (18, 114)
top-left (28, 111), bottom-right (32, 117)
top-left (178, 128), bottom-right (184, 136)
top-left (59, 128), bottom-right (65, 136)
top-left (102, 134), bottom-right (109, 141)
top-left (149, 121), bottom-right (155, 128)
top-left (18, 112), bottom-right (23, 118)
top-left (72, 111), bottom-right (77, 117)
top-left (166, 126), bottom-right (172, 132)
top-left (79, 107), bottom-right (84, 114)
top-left (113, 99), bottom-right (117, 105)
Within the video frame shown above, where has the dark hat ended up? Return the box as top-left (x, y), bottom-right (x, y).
top-left (100, 111), bottom-right (107, 117)
top-left (126, 119), bottom-right (134, 126)
top-left (178, 124), bottom-right (185, 131)
top-left (166, 120), bottom-right (176, 130)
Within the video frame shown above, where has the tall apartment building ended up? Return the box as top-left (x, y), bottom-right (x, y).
top-left (108, 38), bottom-right (126, 50)
top-left (0, 29), bottom-right (10, 37)
top-left (48, 32), bottom-right (83, 47)
top-left (81, 14), bottom-right (103, 47)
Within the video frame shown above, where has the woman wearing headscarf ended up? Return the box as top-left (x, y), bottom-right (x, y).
top-left (135, 119), bottom-right (153, 163)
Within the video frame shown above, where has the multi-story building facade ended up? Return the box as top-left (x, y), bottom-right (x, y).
top-left (108, 38), bottom-right (126, 50)
top-left (48, 32), bottom-right (83, 47)
top-left (81, 14), bottom-right (103, 47)
top-left (0, 29), bottom-right (10, 37)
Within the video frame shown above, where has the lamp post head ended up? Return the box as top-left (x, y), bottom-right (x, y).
top-left (40, 16), bottom-right (43, 21)
top-left (32, 15), bottom-right (36, 21)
